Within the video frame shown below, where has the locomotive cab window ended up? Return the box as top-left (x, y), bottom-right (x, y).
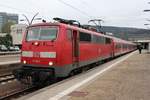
top-left (79, 32), bottom-right (91, 42)
top-left (26, 27), bottom-right (58, 41)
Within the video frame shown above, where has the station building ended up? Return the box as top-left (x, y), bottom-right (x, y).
top-left (0, 12), bottom-right (18, 32)
top-left (10, 24), bottom-right (27, 48)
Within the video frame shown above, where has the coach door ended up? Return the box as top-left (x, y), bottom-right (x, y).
top-left (111, 39), bottom-right (115, 57)
top-left (72, 30), bottom-right (79, 66)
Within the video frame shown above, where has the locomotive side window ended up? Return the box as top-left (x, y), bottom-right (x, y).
top-left (105, 38), bottom-right (111, 44)
top-left (116, 44), bottom-right (120, 49)
top-left (92, 35), bottom-right (98, 43)
top-left (79, 32), bottom-right (91, 42)
top-left (67, 29), bottom-right (72, 41)
top-left (26, 27), bottom-right (58, 41)
top-left (98, 36), bottom-right (105, 44)
top-left (92, 35), bottom-right (105, 44)
top-left (118, 44), bottom-right (121, 48)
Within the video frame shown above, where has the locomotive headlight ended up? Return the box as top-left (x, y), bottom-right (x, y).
top-left (34, 42), bottom-right (39, 46)
top-left (23, 60), bottom-right (27, 64)
top-left (49, 62), bottom-right (53, 66)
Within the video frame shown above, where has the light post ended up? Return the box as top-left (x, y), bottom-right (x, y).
top-left (144, 24), bottom-right (150, 29)
top-left (146, 19), bottom-right (150, 22)
top-left (20, 13), bottom-right (41, 25)
top-left (30, 13), bottom-right (40, 25)
top-left (144, 24), bottom-right (150, 25)
top-left (22, 14), bottom-right (30, 25)
top-left (143, 9), bottom-right (150, 28)
top-left (144, 10), bottom-right (150, 12)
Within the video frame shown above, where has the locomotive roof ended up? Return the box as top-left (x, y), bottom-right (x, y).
top-left (28, 22), bottom-right (135, 45)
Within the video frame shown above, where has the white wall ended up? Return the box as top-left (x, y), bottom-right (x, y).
top-left (10, 24), bottom-right (27, 45)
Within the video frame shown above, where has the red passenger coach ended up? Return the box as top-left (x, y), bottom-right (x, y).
top-left (13, 18), bottom-right (136, 85)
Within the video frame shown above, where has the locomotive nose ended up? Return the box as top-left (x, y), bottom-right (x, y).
top-left (21, 51), bottom-right (56, 66)
top-left (21, 39), bottom-right (57, 66)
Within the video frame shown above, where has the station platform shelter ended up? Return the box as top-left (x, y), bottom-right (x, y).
top-left (135, 40), bottom-right (150, 53)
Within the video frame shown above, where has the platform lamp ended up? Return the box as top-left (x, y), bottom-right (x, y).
top-left (143, 9), bottom-right (150, 27)
top-left (146, 19), bottom-right (150, 22)
top-left (144, 24), bottom-right (150, 29)
top-left (144, 10), bottom-right (150, 12)
top-left (144, 24), bottom-right (150, 25)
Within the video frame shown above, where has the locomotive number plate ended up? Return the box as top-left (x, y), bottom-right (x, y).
top-left (33, 52), bottom-right (40, 57)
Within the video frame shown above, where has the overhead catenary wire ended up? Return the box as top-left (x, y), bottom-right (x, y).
top-left (79, 0), bottom-right (98, 13)
top-left (0, 3), bottom-right (35, 14)
top-left (0, 3), bottom-right (42, 24)
top-left (0, 1), bottom-right (94, 21)
top-left (57, 0), bottom-right (93, 19)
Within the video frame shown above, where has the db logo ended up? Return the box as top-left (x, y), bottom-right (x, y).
top-left (33, 52), bottom-right (40, 57)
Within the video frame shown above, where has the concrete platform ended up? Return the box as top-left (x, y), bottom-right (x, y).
top-left (18, 50), bottom-right (150, 100)
top-left (69, 50), bottom-right (150, 100)
top-left (0, 55), bottom-right (20, 65)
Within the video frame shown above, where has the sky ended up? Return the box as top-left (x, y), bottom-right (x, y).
top-left (0, 0), bottom-right (150, 29)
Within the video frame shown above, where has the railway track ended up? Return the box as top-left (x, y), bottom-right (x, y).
top-left (0, 86), bottom-right (35, 100)
top-left (0, 51), bottom-right (21, 55)
top-left (0, 74), bottom-right (29, 100)
top-left (0, 74), bottom-right (41, 100)
top-left (0, 74), bottom-right (36, 100)
top-left (0, 74), bottom-right (15, 84)
top-left (0, 62), bottom-right (21, 79)
top-left (0, 52), bottom-right (133, 100)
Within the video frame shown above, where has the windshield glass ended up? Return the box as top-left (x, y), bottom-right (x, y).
top-left (26, 27), bottom-right (58, 41)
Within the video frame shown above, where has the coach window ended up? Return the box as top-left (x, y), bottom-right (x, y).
top-left (79, 32), bottom-right (91, 42)
top-left (98, 36), bottom-right (105, 44)
top-left (119, 44), bottom-right (121, 48)
top-left (67, 29), bottom-right (72, 41)
top-left (115, 44), bottom-right (118, 48)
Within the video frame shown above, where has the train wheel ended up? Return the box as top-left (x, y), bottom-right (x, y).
top-left (69, 71), bottom-right (75, 77)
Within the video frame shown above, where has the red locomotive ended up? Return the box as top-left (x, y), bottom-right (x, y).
top-left (13, 18), bottom-right (136, 85)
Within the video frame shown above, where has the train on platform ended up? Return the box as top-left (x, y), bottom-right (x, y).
top-left (13, 18), bottom-right (136, 85)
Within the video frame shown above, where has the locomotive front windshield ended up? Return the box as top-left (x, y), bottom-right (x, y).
top-left (26, 27), bottom-right (58, 41)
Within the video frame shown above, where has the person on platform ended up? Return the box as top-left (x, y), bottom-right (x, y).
top-left (138, 45), bottom-right (142, 54)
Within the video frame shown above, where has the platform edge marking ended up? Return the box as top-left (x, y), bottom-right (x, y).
top-left (48, 51), bottom-right (136, 100)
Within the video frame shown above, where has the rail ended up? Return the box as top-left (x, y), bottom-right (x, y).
top-left (0, 74), bottom-right (15, 83)
top-left (0, 86), bottom-right (35, 100)
top-left (0, 51), bottom-right (21, 55)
